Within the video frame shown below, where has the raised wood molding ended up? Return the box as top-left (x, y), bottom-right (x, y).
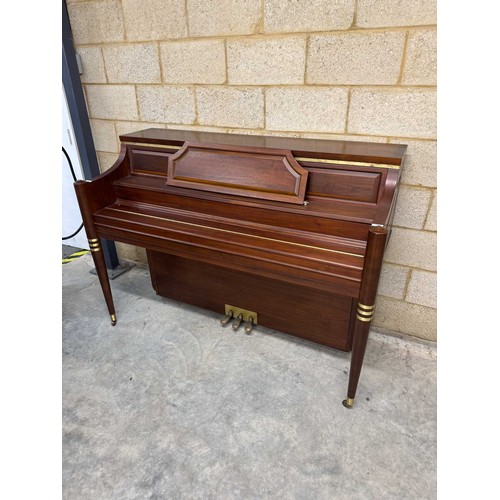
top-left (167, 141), bottom-right (308, 205)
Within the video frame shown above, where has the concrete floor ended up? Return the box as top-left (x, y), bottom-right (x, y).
top-left (62, 253), bottom-right (437, 500)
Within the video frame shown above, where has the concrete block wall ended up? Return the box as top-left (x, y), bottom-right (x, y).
top-left (67, 0), bottom-right (437, 342)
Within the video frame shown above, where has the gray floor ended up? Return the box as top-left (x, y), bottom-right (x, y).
top-left (62, 253), bottom-right (437, 500)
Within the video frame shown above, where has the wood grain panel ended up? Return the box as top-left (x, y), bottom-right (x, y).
top-left (167, 141), bottom-right (308, 204)
top-left (147, 251), bottom-right (354, 351)
top-left (306, 167), bottom-right (381, 203)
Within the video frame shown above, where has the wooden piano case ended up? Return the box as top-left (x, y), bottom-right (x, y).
top-left (74, 128), bottom-right (406, 407)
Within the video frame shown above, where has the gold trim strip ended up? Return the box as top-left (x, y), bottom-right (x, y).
top-left (344, 397), bottom-right (354, 407)
top-left (356, 314), bottom-right (373, 322)
top-left (122, 141), bottom-right (181, 150)
top-left (107, 208), bottom-right (364, 259)
top-left (357, 303), bottom-right (375, 311)
top-left (356, 309), bottom-right (374, 317)
top-left (295, 157), bottom-right (400, 170)
top-left (90, 247), bottom-right (101, 253)
top-left (89, 243), bottom-right (101, 248)
top-left (88, 238), bottom-right (99, 243)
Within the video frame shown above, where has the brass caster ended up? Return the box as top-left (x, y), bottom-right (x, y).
top-left (244, 316), bottom-right (254, 334)
top-left (220, 310), bottom-right (233, 326)
top-left (342, 397), bottom-right (354, 409)
top-left (232, 313), bottom-right (243, 331)
top-left (110, 314), bottom-right (117, 326)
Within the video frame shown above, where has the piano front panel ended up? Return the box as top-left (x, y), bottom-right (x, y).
top-left (147, 251), bottom-right (355, 351)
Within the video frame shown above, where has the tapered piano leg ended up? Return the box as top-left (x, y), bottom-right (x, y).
top-left (343, 226), bottom-right (388, 408)
top-left (74, 180), bottom-right (117, 326)
top-left (88, 238), bottom-right (117, 325)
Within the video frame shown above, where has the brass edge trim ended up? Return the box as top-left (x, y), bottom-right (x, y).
top-left (122, 141), bottom-right (181, 150)
top-left (295, 157), bottom-right (400, 170)
top-left (342, 397), bottom-right (354, 408)
top-left (357, 303), bottom-right (375, 311)
top-left (88, 238), bottom-right (99, 243)
top-left (108, 208), bottom-right (364, 259)
top-left (90, 247), bottom-right (101, 253)
top-left (89, 243), bottom-right (100, 248)
top-left (356, 314), bottom-right (373, 322)
top-left (356, 309), bottom-right (374, 317)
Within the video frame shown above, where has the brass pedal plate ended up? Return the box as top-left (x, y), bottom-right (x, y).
top-left (224, 304), bottom-right (258, 325)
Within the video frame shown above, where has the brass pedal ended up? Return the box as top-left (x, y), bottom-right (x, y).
top-left (220, 309), bottom-right (233, 326)
top-left (244, 316), bottom-right (254, 334)
top-left (224, 304), bottom-right (258, 333)
top-left (232, 313), bottom-right (243, 331)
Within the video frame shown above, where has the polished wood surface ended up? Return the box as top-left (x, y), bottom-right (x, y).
top-left (74, 128), bottom-right (406, 406)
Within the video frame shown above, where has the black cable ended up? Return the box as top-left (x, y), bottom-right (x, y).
top-left (62, 146), bottom-right (84, 240)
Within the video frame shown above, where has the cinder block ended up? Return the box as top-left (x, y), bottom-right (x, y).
top-left (137, 86), bottom-right (195, 124)
top-left (102, 44), bottom-right (161, 83)
top-left (90, 119), bottom-right (118, 153)
top-left (97, 152), bottom-right (119, 173)
top-left (121, 0), bottom-right (187, 41)
top-left (227, 37), bottom-right (306, 85)
top-left (115, 241), bottom-right (140, 261)
top-left (393, 186), bottom-right (432, 229)
top-left (425, 191), bottom-right (437, 231)
top-left (115, 121), bottom-right (167, 139)
top-left (263, 0), bottom-right (355, 33)
top-left (348, 89), bottom-right (436, 139)
top-left (357, 0), bottom-right (437, 28)
top-left (384, 227), bottom-right (436, 271)
top-left (402, 29), bottom-right (437, 85)
top-left (187, 0), bottom-right (261, 37)
top-left (67, 0), bottom-right (124, 44)
top-left (77, 47), bottom-right (106, 84)
top-left (373, 296), bottom-right (436, 342)
top-left (266, 87), bottom-right (348, 133)
top-left (197, 87), bottom-right (264, 129)
top-left (160, 40), bottom-right (226, 84)
top-left (307, 32), bottom-right (405, 85)
top-left (391, 139), bottom-right (436, 187)
top-left (406, 270), bottom-right (437, 308)
top-left (85, 85), bottom-right (138, 121)
top-left (378, 263), bottom-right (409, 300)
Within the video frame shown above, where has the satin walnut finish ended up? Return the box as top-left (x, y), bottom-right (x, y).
top-left (74, 128), bottom-right (406, 407)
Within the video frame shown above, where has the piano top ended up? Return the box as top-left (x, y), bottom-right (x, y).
top-left (120, 128), bottom-right (407, 166)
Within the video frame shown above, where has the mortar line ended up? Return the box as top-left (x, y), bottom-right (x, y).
top-left (397, 31), bottom-right (410, 84)
top-left (184, 0), bottom-right (190, 37)
top-left (223, 39), bottom-right (229, 85)
top-left (402, 268), bottom-right (413, 301)
top-left (95, 43), bottom-right (110, 84)
top-left (303, 35), bottom-right (310, 85)
top-left (80, 81), bottom-right (437, 90)
top-left (72, 25), bottom-right (438, 48)
top-left (193, 85), bottom-right (199, 125)
top-left (422, 188), bottom-right (436, 229)
top-left (351, 0), bottom-right (359, 29)
top-left (344, 88), bottom-right (352, 133)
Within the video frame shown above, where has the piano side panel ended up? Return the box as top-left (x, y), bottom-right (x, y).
top-left (147, 251), bottom-right (353, 351)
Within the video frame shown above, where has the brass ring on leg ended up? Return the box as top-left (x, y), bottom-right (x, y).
top-left (111, 314), bottom-right (117, 326)
top-left (342, 397), bottom-right (354, 409)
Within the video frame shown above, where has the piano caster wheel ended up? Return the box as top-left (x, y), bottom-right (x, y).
top-left (232, 313), bottom-right (243, 331)
top-left (220, 310), bottom-right (233, 326)
top-left (342, 397), bottom-right (354, 409)
top-left (244, 316), bottom-right (254, 334)
top-left (110, 314), bottom-right (117, 326)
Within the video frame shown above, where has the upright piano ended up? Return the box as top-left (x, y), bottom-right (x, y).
top-left (74, 128), bottom-right (406, 408)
